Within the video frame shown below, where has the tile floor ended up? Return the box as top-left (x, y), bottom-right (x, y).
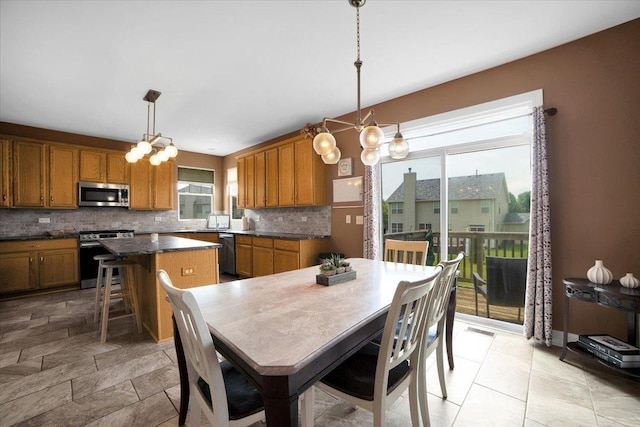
top-left (0, 286), bottom-right (638, 427)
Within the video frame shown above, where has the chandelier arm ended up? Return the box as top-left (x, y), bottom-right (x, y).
top-left (323, 117), bottom-right (357, 131)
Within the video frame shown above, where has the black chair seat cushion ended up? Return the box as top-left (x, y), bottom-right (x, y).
top-left (197, 360), bottom-right (264, 420)
top-left (320, 342), bottom-right (410, 401)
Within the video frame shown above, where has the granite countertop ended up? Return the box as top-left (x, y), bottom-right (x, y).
top-left (148, 230), bottom-right (330, 240)
top-left (100, 236), bottom-right (221, 257)
top-left (0, 233), bottom-right (79, 242)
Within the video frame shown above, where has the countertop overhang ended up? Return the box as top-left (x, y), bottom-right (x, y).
top-left (99, 236), bottom-right (220, 257)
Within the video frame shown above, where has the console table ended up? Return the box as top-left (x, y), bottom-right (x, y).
top-left (561, 278), bottom-right (640, 378)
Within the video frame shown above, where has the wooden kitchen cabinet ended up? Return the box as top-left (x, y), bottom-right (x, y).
top-left (235, 235), bottom-right (253, 278)
top-left (278, 142), bottom-right (295, 206)
top-left (80, 150), bottom-right (129, 184)
top-left (49, 145), bottom-right (78, 208)
top-left (252, 237), bottom-right (274, 277)
top-left (12, 141), bottom-right (78, 209)
top-left (294, 137), bottom-right (326, 206)
top-left (274, 238), bottom-right (330, 274)
top-left (0, 139), bottom-right (12, 207)
top-left (130, 158), bottom-right (174, 210)
top-left (237, 157), bottom-right (246, 209)
top-left (254, 151), bottom-right (266, 207)
top-left (0, 238), bottom-right (79, 295)
top-left (254, 148), bottom-right (279, 208)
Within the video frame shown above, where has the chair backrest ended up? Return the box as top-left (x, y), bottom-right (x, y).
top-left (426, 252), bottom-right (465, 330)
top-left (383, 239), bottom-right (429, 266)
top-left (485, 257), bottom-right (528, 307)
top-left (157, 270), bottom-right (230, 424)
top-left (374, 265), bottom-right (443, 399)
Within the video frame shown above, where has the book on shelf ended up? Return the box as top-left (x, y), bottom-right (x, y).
top-left (576, 341), bottom-right (640, 368)
top-left (578, 335), bottom-right (640, 362)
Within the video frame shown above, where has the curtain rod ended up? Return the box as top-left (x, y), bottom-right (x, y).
top-left (399, 106), bottom-right (558, 143)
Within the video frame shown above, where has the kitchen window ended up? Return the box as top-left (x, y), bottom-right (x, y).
top-left (178, 167), bottom-right (214, 220)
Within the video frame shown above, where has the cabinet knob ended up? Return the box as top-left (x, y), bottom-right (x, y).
top-left (50, 196), bottom-right (54, 202)
top-left (30, 257), bottom-right (33, 264)
top-left (40, 195), bottom-right (44, 201)
top-left (2, 193), bottom-right (6, 200)
top-left (40, 256), bottom-right (44, 262)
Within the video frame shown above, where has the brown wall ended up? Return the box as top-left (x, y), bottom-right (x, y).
top-left (318, 19), bottom-right (640, 337)
top-left (0, 122), bottom-right (226, 212)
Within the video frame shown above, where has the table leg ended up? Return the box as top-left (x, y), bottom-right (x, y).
top-left (446, 285), bottom-right (457, 369)
top-left (263, 376), bottom-right (298, 426)
top-left (560, 293), bottom-right (569, 361)
top-left (172, 316), bottom-right (189, 426)
top-left (627, 312), bottom-right (638, 347)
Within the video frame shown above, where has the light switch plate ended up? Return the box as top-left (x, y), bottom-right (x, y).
top-left (346, 215), bottom-right (351, 224)
top-left (38, 218), bottom-right (50, 223)
top-left (356, 215), bottom-right (364, 225)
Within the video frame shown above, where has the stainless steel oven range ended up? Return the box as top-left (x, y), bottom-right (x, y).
top-left (79, 230), bottom-right (134, 288)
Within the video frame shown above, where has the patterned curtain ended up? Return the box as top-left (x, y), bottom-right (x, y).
top-left (524, 106), bottom-right (553, 346)
top-left (363, 164), bottom-right (380, 260)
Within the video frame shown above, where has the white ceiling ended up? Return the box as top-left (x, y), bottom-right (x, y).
top-left (1, 1), bottom-right (639, 156)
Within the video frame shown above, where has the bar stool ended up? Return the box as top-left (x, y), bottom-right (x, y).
top-left (93, 254), bottom-right (118, 323)
top-left (99, 259), bottom-right (142, 342)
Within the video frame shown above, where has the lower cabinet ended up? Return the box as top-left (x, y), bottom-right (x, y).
top-left (0, 239), bottom-right (79, 295)
top-left (235, 235), bottom-right (253, 278)
top-left (252, 237), bottom-right (274, 277)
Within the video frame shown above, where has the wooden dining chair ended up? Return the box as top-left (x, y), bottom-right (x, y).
top-left (157, 270), bottom-right (265, 427)
top-left (383, 239), bottom-right (429, 266)
top-left (312, 266), bottom-right (443, 427)
top-left (418, 252), bottom-right (465, 425)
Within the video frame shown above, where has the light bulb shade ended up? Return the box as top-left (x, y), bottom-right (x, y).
top-left (130, 146), bottom-right (143, 159)
top-left (137, 139), bottom-right (153, 155)
top-left (149, 154), bottom-right (161, 166)
top-left (361, 148), bottom-right (380, 166)
top-left (164, 143), bottom-right (178, 158)
top-left (359, 125), bottom-right (384, 149)
top-left (321, 146), bottom-right (341, 164)
top-left (157, 150), bottom-right (169, 162)
top-left (313, 132), bottom-right (337, 155)
top-left (388, 133), bottom-right (409, 159)
top-left (125, 151), bottom-right (139, 163)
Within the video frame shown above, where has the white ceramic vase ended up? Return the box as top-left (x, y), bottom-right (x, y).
top-left (619, 273), bottom-right (640, 289)
top-left (586, 260), bottom-right (613, 285)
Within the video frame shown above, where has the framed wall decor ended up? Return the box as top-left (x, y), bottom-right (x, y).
top-left (337, 158), bottom-right (353, 177)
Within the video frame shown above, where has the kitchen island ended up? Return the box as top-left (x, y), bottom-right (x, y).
top-left (100, 236), bottom-right (220, 342)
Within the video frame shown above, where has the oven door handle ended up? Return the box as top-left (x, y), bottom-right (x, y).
top-left (80, 242), bottom-right (102, 248)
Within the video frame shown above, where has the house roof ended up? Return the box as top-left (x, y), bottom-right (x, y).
top-left (386, 173), bottom-right (507, 202)
top-left (503, 212), bottom-right (531, 224)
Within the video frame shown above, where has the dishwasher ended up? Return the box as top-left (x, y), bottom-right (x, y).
top-left (218, 233), bottom-right (236, 275)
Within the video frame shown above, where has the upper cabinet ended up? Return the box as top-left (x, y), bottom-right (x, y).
top-left (238, 135), bottom-right (326, 209)
top-left (80, 149), bottom-right (129, 184)
top-left (130, 158), bottom-right (174, 210)
top-left (12, 140), bottom-right (78, 209)
top-left (0, 139), bottom-right (12, 207)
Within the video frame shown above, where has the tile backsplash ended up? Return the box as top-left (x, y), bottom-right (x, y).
top-left (0, 206), bottom-right (331, 237)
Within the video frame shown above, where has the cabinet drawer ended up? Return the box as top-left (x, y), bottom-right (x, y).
top-left (236, 235), bottom-right (253, 245)
top-left (252, 237), bottom-right (273, 248)
top-left (0, 238), bottom-right (77, 254)
top-left (274, 239), bottom-right (299, 252)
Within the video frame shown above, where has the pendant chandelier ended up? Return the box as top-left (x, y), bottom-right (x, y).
top-left (311, 0), bottom-right (408, 166)
top-left (125, 89), bottom-right (178, 165)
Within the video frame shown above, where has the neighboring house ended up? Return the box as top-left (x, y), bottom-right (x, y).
top-left (503, 212), bottom-right (530, 233)
top-left (386, 169), bottom-right (512, 233)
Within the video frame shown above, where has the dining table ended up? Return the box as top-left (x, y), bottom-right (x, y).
top-left (181, 257), bottom-right (447, 426)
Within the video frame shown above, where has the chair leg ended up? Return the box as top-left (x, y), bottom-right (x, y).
top-left (436, 338), bottom-right (447, 399)
top-left (474, 291), bottom-right (479, 316)
top-left (190, 392), bottom-right (202, 427)
top-left (300, 387), bottom-right (315, 427)
top-left (123, 263), bottom-right (142, 333)
top-left (408, 375), bottom-right (422, 427)
top-left (100, 267), bottom-right (113, 343)
top-left (486, 302), bottom-right (490, 319)
top-left (93, 261), bottom-right (104, 323)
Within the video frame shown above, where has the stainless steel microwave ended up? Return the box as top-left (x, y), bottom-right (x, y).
top-left (78, 182), bottom-right (129, 207)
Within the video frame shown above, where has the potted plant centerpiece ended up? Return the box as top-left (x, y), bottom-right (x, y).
top-left (319, 262), bottom-right (337, 276)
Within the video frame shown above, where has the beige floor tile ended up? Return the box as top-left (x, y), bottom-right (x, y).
top-left (84, 391), bottom-right (177, 427)
top-left (0, 349), bottom-right (20, 368)
top-left (592, 394), bottom-right (640, 426)
top-left (526, 371), bottom-right (598, 426)
top-left (426, 353), bottom-right (481, 405)
top-left (72, 350), bottom-right (173, 399)
top-left (41, 341), bottom-right (120, 370)
top-left (0, 381), bottom-right (72, 427)
top-left (1, 329), bottom-right (68, 356)
top-left (474, 348), bottom-right (530, 401)
top-left (596, 414), bottom-right (629, 427)
top-left (19, 331), bottom-right (97, 361)
top-left (531, 344), bottom-right (588, 386)
top-left (0, 357), bottom-right (95, 404)
top-left (0, 317), bottom-right (49, 336)
top-left (453, 384), bottom-right (526, 427)
top-left (93, 335), bottom-right (173, 370)
top-left (451, 328), bottom-right (494, 364)
top-left (0, 317), bottom-right (87, 343)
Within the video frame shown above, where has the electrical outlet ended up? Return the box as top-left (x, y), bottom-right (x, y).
top-left (255, 216), bottom-right (260, 222)
top-left (38, 218), bottom-right (50, 224)
top-left (301, 216), bottom-right (307, 222)
top-left (356, 215), bottom-right (364, 225)
top-left (346, 215), bottom-right (351, 224)
top-left (155, 217), bottom-right (162, 222)
top-left (278, 217), bottom-right (283, 222)
top-left (181, 267), bottom-right (196, 276)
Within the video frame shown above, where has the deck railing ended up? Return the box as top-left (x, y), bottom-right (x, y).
top-left (383, 230), bottom-right (529, 285)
